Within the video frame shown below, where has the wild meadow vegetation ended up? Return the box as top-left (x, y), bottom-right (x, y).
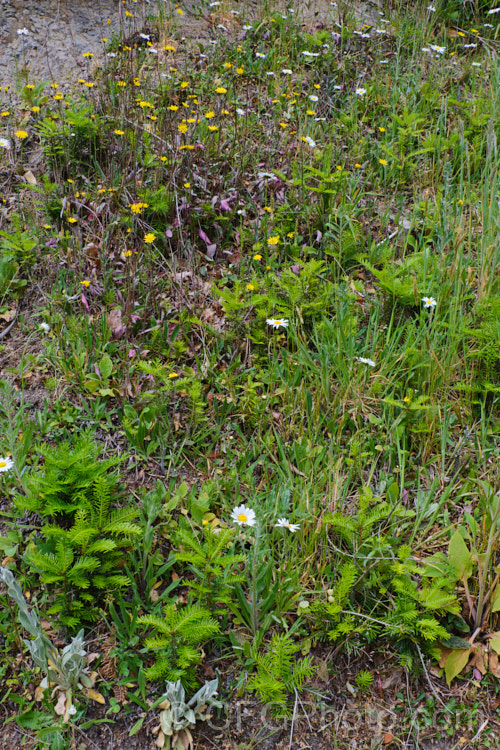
top-left (0, 0), bottom-right (500, 746)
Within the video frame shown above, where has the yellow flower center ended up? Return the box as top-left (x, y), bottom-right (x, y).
top-left (0, 461), bottom-right (6, 467)
top-left (238, 514), bottom-right (247, 523)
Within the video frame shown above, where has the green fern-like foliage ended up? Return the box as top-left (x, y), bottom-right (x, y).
top-left (21, 440), bottom-right (139, 631)
top-left (247, 634), bottom-right (316, 717)
top-left (174, 526), bottom-right (246, 612)
top-left (359, 253), bottom-right (428, 306)
top-left (138, 603), bottom-right (220, 690)
top-left (17, 431), bottom-right (123, 518)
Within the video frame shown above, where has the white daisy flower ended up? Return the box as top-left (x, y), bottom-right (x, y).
top-left (17, 28), bottom-right (30, 35)
top-left (231, 504), bottom-right (256, 527)
top-left (256, 52), bottom-right (266, 58)
top-left (355, 87), bottom-right (366, 96)
top-left (0, 457), bottom-right (14, 473)
top-left (275, 518), bottom-right (300, 533)
top-left (302, 50), bottom-right (320, 57)
top-left (487, 7), bottom-right (500, 14)
top-left (139, 33), bottom-right (151, 40)
top-left (40, 322), bottom-right (50, 333)
top-left (422, 296), bottom-right (437, 309)
top-left (429, 45), bottom-right (446, 55)
top-left (236, 108), bottom-right (246, 115)
top-left (355, 357), bottom-right (376, 367)
top-left (427, 4), bottom-right (436, 11)
top-left (309, 94), bottom-right (319, 102)
top-left (302, 135), bottom-right (316, 148)
top-left (266, 318), bottom-right (289, 329)
top-left (0, 137), bottom-right (10, 149)
top-left (282, 69), bottom-right (293, 75)
top-left (67, 705), bottom-right (77, 716)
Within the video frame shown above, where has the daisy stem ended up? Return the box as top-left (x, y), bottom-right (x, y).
top-left (250, 522), bottom-right (261, 636)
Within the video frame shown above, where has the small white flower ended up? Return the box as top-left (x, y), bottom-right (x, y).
top-left (243, 25), bottom-right (252, 30)
top-left (275, 518), bottom-right (300, 533)
top-left (216, 24), bottom-right (227, 31)
top-left (302, 135), bottom-right (316, 148)
top-left (309, 94), bottom-right (319, 102)
top-left (282, 68), bottom-right (293, 75)
top-left (355, 88), bottom-right (366, 97)
top-left (302, 50), bottom-right (320, 57)
top-left (464, 43), bottom-right (477, 48)
top-left (107, 52), bottom-right (117, 58)
top-left (231, 504), bottom-right (256, 527)
top-left (429, 45), bottom-right (446, 55)
top-left (17, 28), bottom-right (30, 35)
top-left (209, 1), bottom-right (221, 5)
top-left (255, 51), bottom-right (266, 58)
top-left (139, 33), bottom-right (151, 40)
top-left (266, 318), bottom-right (289, 329)
top-left (236, 108), bottom-right (246, 116)
top-left (67, 704), bottom-right (77, 716)
top-left (0, 137), bottom-right (10, 149)
top-left (422, 296), bottom-right (437, 309)
top-left (266, 71), bottom-right (275, 76)
top-left (148, 48), bottom-right (158, 54)
top-left (40, 322), bottom-right (50, 333)
top-left (0, 456), bottom-right (14, 473)
top-left (355, 357), bottom-right (376, 367)
top-left (380, 60), bottom-right (389, 64)
top-left (487, 7), bottom-right (500, 14)
top-left (427, 4), bottom-right (436, 11)
top-left (471, 62), bottom-right (481, 67)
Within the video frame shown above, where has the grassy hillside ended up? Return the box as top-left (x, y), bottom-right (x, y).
top-left (0, 0), bottom-right (499, 747)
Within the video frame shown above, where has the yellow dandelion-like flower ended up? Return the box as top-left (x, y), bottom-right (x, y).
top-left (32, 106), bottom-right (40, 113)
top-left (160, 155), bottom-right (168, 162)
top-left (253, 254), bottom-right (262, 260)
top-left (379, 158), bottom-right (388, 165)
top-left (221, 109), bottom-right (229, 115)
top-left (83, 52), bottom-right (93, 58)
top-left (354, 163), bottom-right (362, 168)
top-left (114, 129), bottom-right (124, 135)
top-left (246, 283), bottom-right (255, 291)
top-left (68, 217), bottom-right (78, 223)
top-left (43, 224), bottom-right (51, 229)
top-left (176, 7), bottom-right (183, 14)
top-left (133, 78), bottom-right (141, 86)
top-left (168, 105), bottom-right (179, 111)
top-left (51, 83), bottom-right (59, 89)
top-left (180, 81), bottom-right (189, 89)
top-left (53, 93), bottom-right (64, 100)
top-left (81, 280), bottom-right (90, 287)
top-left (122, 250), bottom-right (132, 258)
top-left (280, 122), bottom-right (288, 129)
top-left (267, 235), bottom-right (280, 246)
top-left (168, 372), bottom-right (179, 378)
top-left (84, 82), bottom-right (95, 88)
top-left (378, 126), bottom-right (386, 132)
top-left (144, 232), bottom-right (156, 244)
top-left (1, 111), bottom-right (10, 117)
top-left (205, 111), bottom-right (215, 119)
top-left (287, 232), bottom-right (294, 238)
top-left (236, 67), bottom-right (244, 74)
top-left (130, 202), bottom-right (149, 214)
top-left (178, 122), bottom-right (188, 133)
top-left (208, 125), bottom-right (219, 131)
top-left (263, 206), bottom-right (272, 213)
top-left (224, 61), bottom-right (232, 69)
top-left (15, 130), bottom-right (28, 139)
top-left (117, 80), bottom-right (126, 87)
top-left (125, 10), bottom-right (134, 17)
top-left (164, 45), bottom-right (176, 52)
top-left (184, 182), bottom-right (190, 188)
top-left (215, 86), bottom-right (227, 94)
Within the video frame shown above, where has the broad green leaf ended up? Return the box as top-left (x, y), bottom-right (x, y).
top-left (491, 586), bottom-right (500, 613)
top-left (99, 354), bottom-right (113, 381)
top-left (448, 531), bottom-right (472, 580)
top-left (489, 633), bottom-right (500, 655)
top-left (445, 648), bottom-right (471, 686)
